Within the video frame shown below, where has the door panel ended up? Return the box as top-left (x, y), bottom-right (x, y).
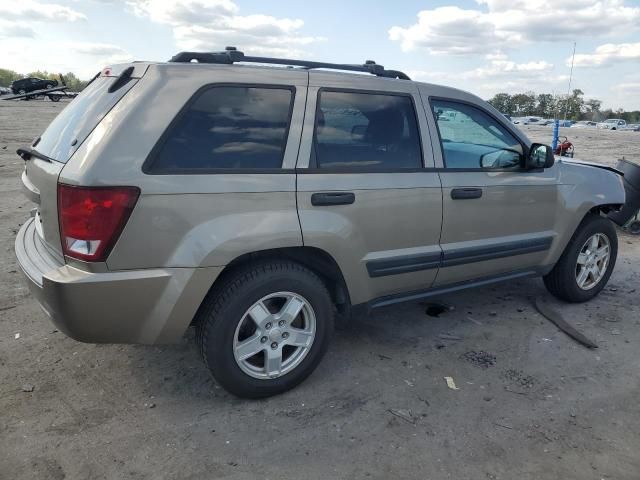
top-left (296, 74), bottom-right (443, 305)
top-left (424, 97), bottom-right (560, 286)
top-left (436, 170), bottom-right (558, 285)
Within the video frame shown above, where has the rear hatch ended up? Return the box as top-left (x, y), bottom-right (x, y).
top-left (19, 64), bottom-right (146, 258)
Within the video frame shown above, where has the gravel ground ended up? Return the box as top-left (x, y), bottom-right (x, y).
top-left (1, 99), bottom-right (640, 480)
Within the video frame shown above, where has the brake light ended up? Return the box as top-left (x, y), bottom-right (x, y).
top-left (57, 184), bottom-right (140, 262)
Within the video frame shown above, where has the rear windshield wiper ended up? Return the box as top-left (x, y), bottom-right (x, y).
top-left (17, 147), bottom-right (53, 163)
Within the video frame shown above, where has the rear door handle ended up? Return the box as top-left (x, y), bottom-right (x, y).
top-left (311, 192), bottom-right (355, 206)
top-left (451, 188), bottom-right (483, 200)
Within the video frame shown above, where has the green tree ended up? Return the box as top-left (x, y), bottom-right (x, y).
top-left (0, 68), bottom-right (22, 87)
top-left (488, 93), bottom-right (513, 115)
top-left (511, 92), bottom-right (536, 115)
top-left (536, 93), bottom-right (554, 118)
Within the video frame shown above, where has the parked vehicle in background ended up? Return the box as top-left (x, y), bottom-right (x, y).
top-left (0, 86), bottom-right (11, 95)
top-left (501, 113), bottom-right (512, 122)
top-left (571, 121), bottom-right (598, 128)
top-left (620, 124), bottom-right (640, 132)
top-left (10, 77), bottom-right (58, 95)
top-left (14, 49), bottom-right (629, 398)
top-left (597, 119), bottom-right (627, 130)
top-left (513, 116), bottom-right (543, 125)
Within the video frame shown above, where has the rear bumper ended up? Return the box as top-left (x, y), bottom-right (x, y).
top-left (15, 218), bottom-right (222, 344)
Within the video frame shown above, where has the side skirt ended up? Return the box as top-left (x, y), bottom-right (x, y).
top-left (366, 269), bottom-right (540, 310)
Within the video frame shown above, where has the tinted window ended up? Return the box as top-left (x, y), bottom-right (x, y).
top-left (431, 100), bottom-right (523, 170)
top-left (314, 91), bottom-right (422, 169)
top-left (149, 86), bottom-right (293, 172)
top-left (34, 76), bottom-right (138, 163)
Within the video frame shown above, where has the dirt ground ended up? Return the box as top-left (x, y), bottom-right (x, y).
top-left (1, 99), bottom-right (640, 480)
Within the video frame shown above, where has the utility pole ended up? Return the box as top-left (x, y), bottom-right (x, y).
top-left (564, 42), bottom-right (577, 122)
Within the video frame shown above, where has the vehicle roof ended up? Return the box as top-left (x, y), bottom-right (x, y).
top-left (138, 60), bottom-right (481, 104)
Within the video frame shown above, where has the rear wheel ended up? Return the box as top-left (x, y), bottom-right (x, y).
top-left (544, 214), bottom-right (617, 302)
top-left (196, 261), bottom-right (333, 398)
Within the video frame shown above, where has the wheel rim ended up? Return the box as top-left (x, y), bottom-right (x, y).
top-left (233, 292), bottom-right (316, 380)
top-left (575, 233), bottom-right (611, 290)
top-left (18, 89), bottom-right (26, 94)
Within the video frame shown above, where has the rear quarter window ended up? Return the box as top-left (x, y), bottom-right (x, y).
top-left (146, 85), bottom-right (294, 173)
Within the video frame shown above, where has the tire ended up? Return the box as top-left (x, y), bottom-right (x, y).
top-left (195, 261), bottom-right (334, 398)
top-left (18, 89), bottom-right (26, 95)
top-left (544, 214), bottom-right (617, 302)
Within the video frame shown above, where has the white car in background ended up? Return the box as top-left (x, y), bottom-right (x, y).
top-left (597, 119), bottom-right (627, 130)
top-left (513, 116), bottom-right (543, 125)
top-left (571, 121), bottom-right (598, 128)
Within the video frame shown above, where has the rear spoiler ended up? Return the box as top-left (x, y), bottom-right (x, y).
top-left (99, 63), bottom-right (149, 79)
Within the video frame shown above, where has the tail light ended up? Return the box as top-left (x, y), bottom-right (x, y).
top-left (57, 184), bottom-right (140, 262)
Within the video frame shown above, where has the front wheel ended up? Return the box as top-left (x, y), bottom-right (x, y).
top-left (544, 214), bottom-right (617, 302)
top-left (196, 261), bottom-right (334, 398)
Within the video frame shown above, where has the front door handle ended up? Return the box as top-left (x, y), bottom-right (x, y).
top-left (451, 188), bottom-right (483, 200)
top-left (311, 192), bottom-right (355, 206)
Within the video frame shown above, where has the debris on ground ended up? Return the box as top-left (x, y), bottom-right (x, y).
top-left (502, 369), bottom-right (536, 389)
top-left (438, 333), bottom-right (462, 341)
top-left (444, 376), bottom-right (459, 390)
top-left (388, 408), bottom-right (416, 424)
top-left (462, 350), bottom-right (497, 369)
top-left (144, 402), bottom-right (156, 409)
top-left (14, 333), bottom-right (20, 339)
top-left (534, 297), bottom-right (598, 349)
top-left (466, 316), bottom-right (483, 325)
top-left (21, 384), bottom-right (34, 392)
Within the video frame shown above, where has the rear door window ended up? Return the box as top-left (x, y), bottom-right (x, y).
top-left (146, 86), bottom-right (294, 173)
top-left (313, 90), bottom-right (422, 170)
top-left (33, 76), bottom-right (137, 163)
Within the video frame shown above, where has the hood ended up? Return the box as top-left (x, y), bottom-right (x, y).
top-left (559, 158), bottom-right (623, 176)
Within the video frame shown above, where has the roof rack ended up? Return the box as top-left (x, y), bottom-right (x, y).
top-left (168, 46), bottom-right (411, 80)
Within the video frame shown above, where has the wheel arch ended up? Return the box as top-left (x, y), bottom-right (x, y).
top-left (195, 246), bottom-right (352, 322)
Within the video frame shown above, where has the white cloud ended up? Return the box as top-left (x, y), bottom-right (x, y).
top-left (571, 43), bottom-right (640, 67)
top-left (390, 0), bottom-right (640, 55)
top-left (0, 0), bottom-right (86, 22)
top-left (67, 42), bottom-right (134, 67)
top-left (408, 57), bottom-right (567, 100)
top-left (410, 58), bottom-right (554, 82)
top-left (128, 0), bottom-right (323, 57)
top-left (389, 7), bottom-right (505, 55)
top-left (70, 42), bottom-right (130, 56)
top-left (0, 22), bottom-right (36, 38)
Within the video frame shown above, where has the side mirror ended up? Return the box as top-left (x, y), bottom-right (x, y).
top-left (527, 143), bottom-right (555, 169)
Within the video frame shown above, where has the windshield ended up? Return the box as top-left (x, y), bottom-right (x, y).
top-left (605, 120), bottom-right (618, 124)
top-left (33, 76), bottom-right (137, 163)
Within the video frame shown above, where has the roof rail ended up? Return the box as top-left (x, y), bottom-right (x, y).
top-left (168, 46), bottom-right (411, 80)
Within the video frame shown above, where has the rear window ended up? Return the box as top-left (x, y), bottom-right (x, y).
top-left (313, 90), bottom-right (422, 170)
top-left (146, 85), bottom-right (294, 173)
top-left (33, 76), bottom-right (137, 163)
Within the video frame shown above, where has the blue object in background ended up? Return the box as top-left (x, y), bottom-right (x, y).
top-left (552, 119), bottom-right (559, 151)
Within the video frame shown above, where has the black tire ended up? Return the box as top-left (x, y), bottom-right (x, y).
top-left (544, 214), bottom-right (617, 302)
top-left (195, 261), bottom-right (334, 398)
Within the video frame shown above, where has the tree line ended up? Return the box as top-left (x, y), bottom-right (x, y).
top-left (0, 68), bottom-right (89, 92)
top-left (488, 89), bottom-right (640, 123)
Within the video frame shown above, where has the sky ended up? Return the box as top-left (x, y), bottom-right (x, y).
top-left (1, 0), bottom-right (639, 109)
